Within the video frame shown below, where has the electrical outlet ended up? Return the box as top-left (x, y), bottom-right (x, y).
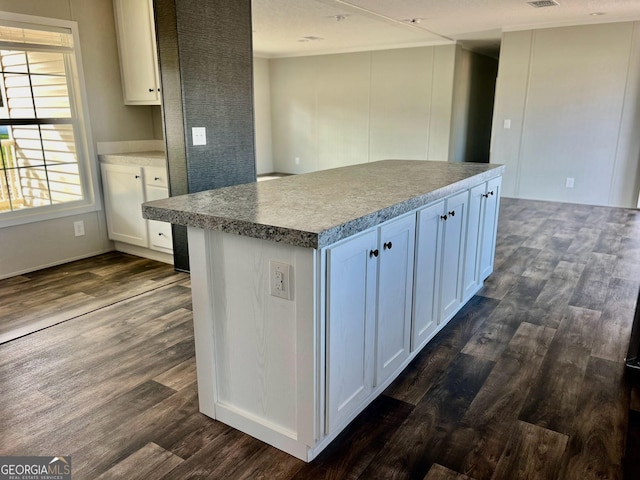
top-left (270, 261), bottom-right (292, 300)
top-left (565, 177), bottom-right (575, 188)
top-left (74, 220), bottom-right (85, 237)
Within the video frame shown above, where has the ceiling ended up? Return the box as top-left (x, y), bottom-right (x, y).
top-left (251, 0), bottom-right (640, 58)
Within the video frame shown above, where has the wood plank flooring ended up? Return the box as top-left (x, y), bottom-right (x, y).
top-left (0, 252), bottom-right (188, 344)
top-left (1, 197), bottom-right (640, 479)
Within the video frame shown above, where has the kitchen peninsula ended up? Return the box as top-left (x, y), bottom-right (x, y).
top-left (143, 160), bottom-right (504, 461)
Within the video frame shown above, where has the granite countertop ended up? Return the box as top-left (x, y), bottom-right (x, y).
top-left (98, 151), bottom-right (166, 168)
top-left (142, 160), bottom-right (505, 249)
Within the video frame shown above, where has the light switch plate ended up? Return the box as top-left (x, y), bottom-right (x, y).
top-left (192, 127), bottom-right (206, 146)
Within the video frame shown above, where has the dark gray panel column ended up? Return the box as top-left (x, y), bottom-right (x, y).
top-left (154, 0), bottom-right (256, 272)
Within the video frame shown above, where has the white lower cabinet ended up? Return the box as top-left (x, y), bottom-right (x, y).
top-left (326, 213), bottom-right (415, 433)
top-left (144, 167), bottom-right (173, 254)
top-left (463, 183), bottom-right (485, 301)
top-left (479, 177), bottom-right (501, 280)
top-left (101, 163), bottom-right (147, 247)
top-left (101, 163), bottom-right (173, 255)
top-left (413, 190), bottom-right (468, 351)
top-left (325, 228), bottom-right (377, 434)
top-left (439, 191), bottom-right (468, 321)
top-left (375, 215), bottom-right (415, 386)
top-left (185, 173), bottom-right (502, 462)
top-left (463, 176), bottom-right (502, 301)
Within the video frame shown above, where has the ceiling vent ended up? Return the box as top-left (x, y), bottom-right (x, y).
top-left (528, 0), bottom-right (559, 7)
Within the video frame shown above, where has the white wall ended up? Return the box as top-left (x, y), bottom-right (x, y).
top-left (253, 57), bottom-right (274, 174)
top-left (0, 0), bottom-right (158, 278)
top-left (269, 45), bottom-right (459, 174)
top-left (491, 22), bottom-right (640, 208)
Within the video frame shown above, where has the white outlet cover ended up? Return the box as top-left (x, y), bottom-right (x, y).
top-left (74, 220), bottom-right (85, 237)
top-left (270, 260), bottom-right (292, 300)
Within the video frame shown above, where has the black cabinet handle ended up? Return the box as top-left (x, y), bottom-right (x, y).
top-left (149, 88), bottom-right (155, 92)
top-left (489, 190), bottom-right (494, 196)
top-left (383, 241), bottom-right (392, 250)
top-left (440, 214), bottom-right (448, 221)
top-left (369, 249), bottom-right (379, 258)
top-left (134, 175), bottom-right (141, 179)
top-left (448, 210), bottom-right (455, 217)
top-left (482, 191), bottom-right (495, 198)
top-left (154, 177), bottom-right (161, 181)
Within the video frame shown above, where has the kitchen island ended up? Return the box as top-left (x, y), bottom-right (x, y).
top-left (143, 160), bottom-right (504, 461)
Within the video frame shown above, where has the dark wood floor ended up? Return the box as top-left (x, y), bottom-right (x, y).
top-left (1, 197), bottom-right (639, 479)
top-left (0, 253), bottom-right (188, 344)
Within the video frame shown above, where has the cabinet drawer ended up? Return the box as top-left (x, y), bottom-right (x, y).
top-left (145, 181), bottom-right (172, 252)
top-left (145, 167), bottom-right (169, 188)
top-left (149, 220), bottom-right (173, 251)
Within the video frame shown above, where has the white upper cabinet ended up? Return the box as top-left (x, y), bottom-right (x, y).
top-left (113, 0), bottom-right (161, 105)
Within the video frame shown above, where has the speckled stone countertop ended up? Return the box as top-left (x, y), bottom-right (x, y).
top-left (143, 160), bottom-right (504, 249)
top-left (98, 151), bottom-right (166, 168)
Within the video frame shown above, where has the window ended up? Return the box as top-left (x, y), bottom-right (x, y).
top-left (0, 13), bottom-right (97, 227)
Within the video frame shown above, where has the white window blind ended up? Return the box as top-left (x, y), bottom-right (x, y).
top-left (0, 14), bottom-right (96, 225)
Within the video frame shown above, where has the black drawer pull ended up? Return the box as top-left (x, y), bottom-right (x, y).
top-left (369, 249), bottom-right (379, 258)
top-left (440, 214), bottom-right (447, 221)
top-left (383, 241), bottom-right (392, 250)
top-left (448, 210), bottom-right (455, 217)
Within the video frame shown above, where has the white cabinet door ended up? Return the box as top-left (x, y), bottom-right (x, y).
top-left (375, 214), bottom-right (415, 386)
top-left (462, 183), bottom-right (485, 301)
top-left (413, 190), bottom-right (468, 351)
top-left (479, 177), bottom-right (501, 280)
top-left (114, 0), bottom-right (161, 105)
top-left (413, 201), bottom-right (445, 351)
top-left (463, 177), bottom-right (503, 299)
top-left (101, 163), bottom-right (148, 247)
top-left (326, 229), bottom-right (377, 434)
top-left (440, 190), bottom-right (468, 321)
